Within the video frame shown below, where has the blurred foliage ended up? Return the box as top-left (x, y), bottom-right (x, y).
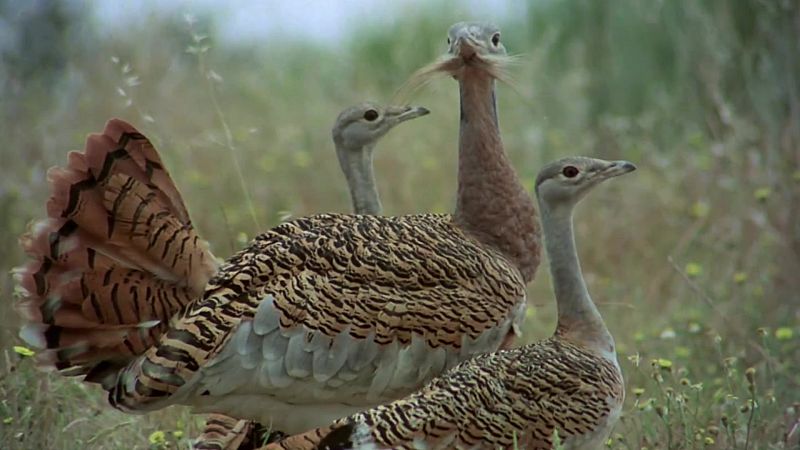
top-left (0, 0), bottom-right (798, 448)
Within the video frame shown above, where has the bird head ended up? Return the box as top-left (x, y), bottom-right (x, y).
top-left (439, 22), bottom-right (508, 80)
top-left (535, 157), bottom-right (637, 210)
top-left (396, 22), bottom-right (513, 96)
top-left (332, 102), bottom-right (430, 150)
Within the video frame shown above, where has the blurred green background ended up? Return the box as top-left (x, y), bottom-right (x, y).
top-left (1, 0), bottom-right (798, 448)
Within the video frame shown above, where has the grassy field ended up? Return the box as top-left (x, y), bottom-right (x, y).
top-left (1, 1), bottom-right (798, 449)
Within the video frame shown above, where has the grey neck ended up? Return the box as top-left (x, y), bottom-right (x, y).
top-left (336, 142), bottom-right (382, 215)
top-left (539, 201), bottom-right (614, 354)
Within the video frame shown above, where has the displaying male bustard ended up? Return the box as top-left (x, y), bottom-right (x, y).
top-left (13, 21), bottom-right (538, 435)
top-left (196, 102), bottom-right (430, 450)
top-left (261, 157), bottom-right (634, 450)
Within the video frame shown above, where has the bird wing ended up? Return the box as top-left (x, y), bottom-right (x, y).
top-left (108, 213), bottom-right (527, 424)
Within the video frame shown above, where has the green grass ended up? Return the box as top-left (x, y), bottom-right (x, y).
top-left (1, 1), bottom-right (798, 448)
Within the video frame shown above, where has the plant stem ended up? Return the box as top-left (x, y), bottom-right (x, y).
top-left (193, 31), bottom-right (261, 234)
top-left (744, 399), bottom-right (756, 450)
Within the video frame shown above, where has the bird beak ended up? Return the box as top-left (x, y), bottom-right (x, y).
top-left (394, 106), bottom-right (431, 123)
top-left (453, 36), bottom-right (480, 60)
top-left (600, 160), bottom-right (637, 179)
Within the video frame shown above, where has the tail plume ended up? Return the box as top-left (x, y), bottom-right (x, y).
top-left (14, 119), bottom-right (218, 387)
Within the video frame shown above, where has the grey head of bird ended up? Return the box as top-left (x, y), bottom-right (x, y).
top-left (535, 156), bottom-right (637, 211)
top-left (399, 22), bottom-right (511, 94)
top-left (442, 22), bottom-right (507, 79)
top-left (446, 22), bottom-right (505, 60)
top-left (331, 102), bottom-right (430, 150)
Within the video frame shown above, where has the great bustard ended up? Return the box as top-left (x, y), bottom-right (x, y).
top-left (260, 157), bottom-right (634, 450)
top-left (14, 22), bottom-right (539, 435)
top-left (195, 102), bottom-right (430, 450)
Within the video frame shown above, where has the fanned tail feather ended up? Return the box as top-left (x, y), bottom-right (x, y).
top-left (14, 119), bottom-right (218, 387)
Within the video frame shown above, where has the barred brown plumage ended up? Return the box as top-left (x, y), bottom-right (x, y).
top-left (14, 21), bottom-right (541, 438)
top-left (193, 415), bottom-right (277, 450)
top-left (14, 120), bottom-right (218, 385)
top-left (261, 157), bottom-right (635, 450)
top-left (110, 212), bottom-right (525, 425)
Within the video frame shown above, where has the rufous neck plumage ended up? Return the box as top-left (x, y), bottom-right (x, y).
top-left (453, 70), bottom-right (540, 282)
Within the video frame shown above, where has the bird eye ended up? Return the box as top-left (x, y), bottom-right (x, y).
top-left (562, 166), bottom-right (579, 178)
top-left (491, 33), bottom-right (500, 46)
top-left (363, 109), bottom-right (379, 121)
top-left (447, 37), bottom-right (451, 45)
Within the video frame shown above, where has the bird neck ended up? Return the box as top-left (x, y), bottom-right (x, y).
top-left (336, 143), bottom-right (382, 215)
top-left (539, 201), bottom-right (615, 356)
top-left (453, 71), bottom-right (540, 282)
